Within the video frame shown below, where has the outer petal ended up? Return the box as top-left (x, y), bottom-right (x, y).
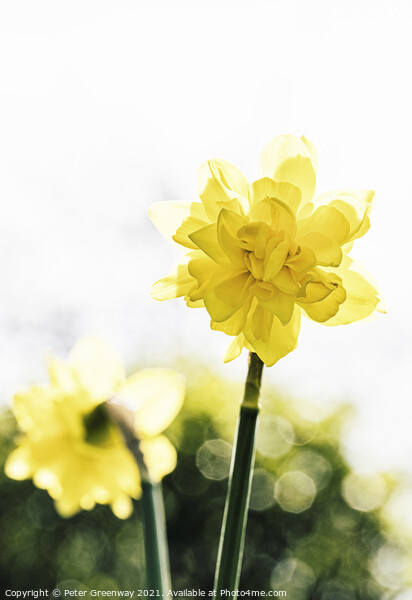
top-left (296, 205), bottom-right (350, 246)
top-left (248, 178), bottom-right (302, 213)
top-left (259, 135), bottom-right (317, 208)
top-left (197, 158), bottom-right (249, 221)
top-left (211, 298), bottom-right (253, 336)
top-left (140, 435), bottom-right (177, 482)
top-left (223, 334), bottom-right (254, 363)
top-left (296, 232), bottom-right (342, 267)
top-left (244, 304), bottom-right (301, 367)
top-left (151, 259), bottom-right (195, 301)
top-left (119, 368), bottom-right (185, 438)
top-left (69, 337), bottom-right (125, 400)
top-left (323, 255), bottom-right (381, 325)
top-left (149, 201), bottom-right (208, 246)
top-left (313, 190), bottom-right (374, 244)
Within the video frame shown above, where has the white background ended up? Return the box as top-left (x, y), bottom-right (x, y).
top-left (0, 0), bottom-right (411, 501)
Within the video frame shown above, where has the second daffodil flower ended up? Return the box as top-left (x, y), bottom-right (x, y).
top-left (149, 135), bottom-right (384, 366)
top-left (5, 337), bottom-right (185, 519)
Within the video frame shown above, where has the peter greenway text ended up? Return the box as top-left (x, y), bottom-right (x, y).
top-left (5, 590), bottom-right (287, 598)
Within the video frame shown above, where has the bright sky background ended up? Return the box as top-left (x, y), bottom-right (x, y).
top-left (1, 0), bottom-right (411, 499)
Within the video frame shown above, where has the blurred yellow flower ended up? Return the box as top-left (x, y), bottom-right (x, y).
top-left (5, 337), bottom-right (185, 519)
top-left (149, 135), bottom-right (383, 366)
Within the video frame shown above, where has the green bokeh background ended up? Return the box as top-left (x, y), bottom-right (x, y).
top-left (0, 364), bottom-right (411, 598)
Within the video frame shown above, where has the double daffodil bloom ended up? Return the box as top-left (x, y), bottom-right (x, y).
top-left (149, 135), bottom-right (383, 366)
top-left (5, 337), bottom-right (185, 519)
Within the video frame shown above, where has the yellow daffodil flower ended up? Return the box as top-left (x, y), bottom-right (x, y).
top-left (5, 337), bottom-right (185, 519)
top-left (149, 135), bottom-right (383, 367)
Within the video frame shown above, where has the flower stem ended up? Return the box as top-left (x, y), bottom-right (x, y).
top-left (214, 352), bottom-right (264, 596)
top-left (141, 480), bottom-right (171, 593)
top-left (106, 403), bottom-right (171, 594)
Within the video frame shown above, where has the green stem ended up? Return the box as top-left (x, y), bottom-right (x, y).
top-left (106, 404), bottom-right (171, 594)
top-left (214, 352), bottom-right (264, 596)
top-left (141, 480), bottom-right (171, 593)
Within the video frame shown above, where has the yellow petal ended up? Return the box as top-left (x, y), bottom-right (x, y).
top-left (189, 223), bottom-right (229, 266)
top-left (244, 305), bottom-right (301, 367)
top-left (251, 303), bottom-right (273, 342)
top-left (152, 259), bottom-right (195, 300)
top-left (296, 232), bottom-right (342, 267)
top-left (297, 205), bottom-right (350, 246)
top-left (204, 288), bottom-right (244, 322)
top-left (173, 215), bottom-right (210, 249)
top-left (259, 288), bottom-right (296, 326)
top-left (217, 209), bottom-right (247, 267)
top-left (314, 189), bottom-right (374, 243)
top-left (187, 256), bottom-right (218, 301)
top-left (301, 136), bottom-right (319, 172)
top-left (273, 266), bottom-right (300, 294)
top-left (249, 197), bottom-right (296, 238)
top-left (197, 159), bottom-right (249, 221)
top-left (237, 222), bottom-right (270, 257)
top-left (120, 368), bottom-right (185, 438)
top-left (259, 135), bottom-right (317, 208)
top-left (263, 240), bottom-right (289, 281)
top-left (140, 435), bottom-right (177, 482)
top-left (214, 272), bottom-right (252, 307)
top-left (149, 201), bottom-right (208, 246)
top-left (211, 298), bottom-right (252, 336)
top-left (323, 255), bottom-right (380, 325)
top-left (69, 337), bottom-right (125, 400)
top-left (223, 335), bottom-right (245, 362)
top-left (298, 272), bottom-right (346, 322)
top-left (286, 247), bottom-right (317, 272)
top-left (248, 178), bottom-right (302, 213)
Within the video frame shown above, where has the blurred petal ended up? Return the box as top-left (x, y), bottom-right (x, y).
top-left (121, 368), bottom-right (185, 438)
top-left (47, 357), bottom-right (77, 394)
top-left (5, 445), bottom-right (33, 480)
top-left (111, 495), bottom-right (133, 519)
top-left (69, 337), bottom-right (125, 399)
top-left (140, 435), bottom-right (177, 482)
top-left (259, 135), bottom-right (317, 207)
